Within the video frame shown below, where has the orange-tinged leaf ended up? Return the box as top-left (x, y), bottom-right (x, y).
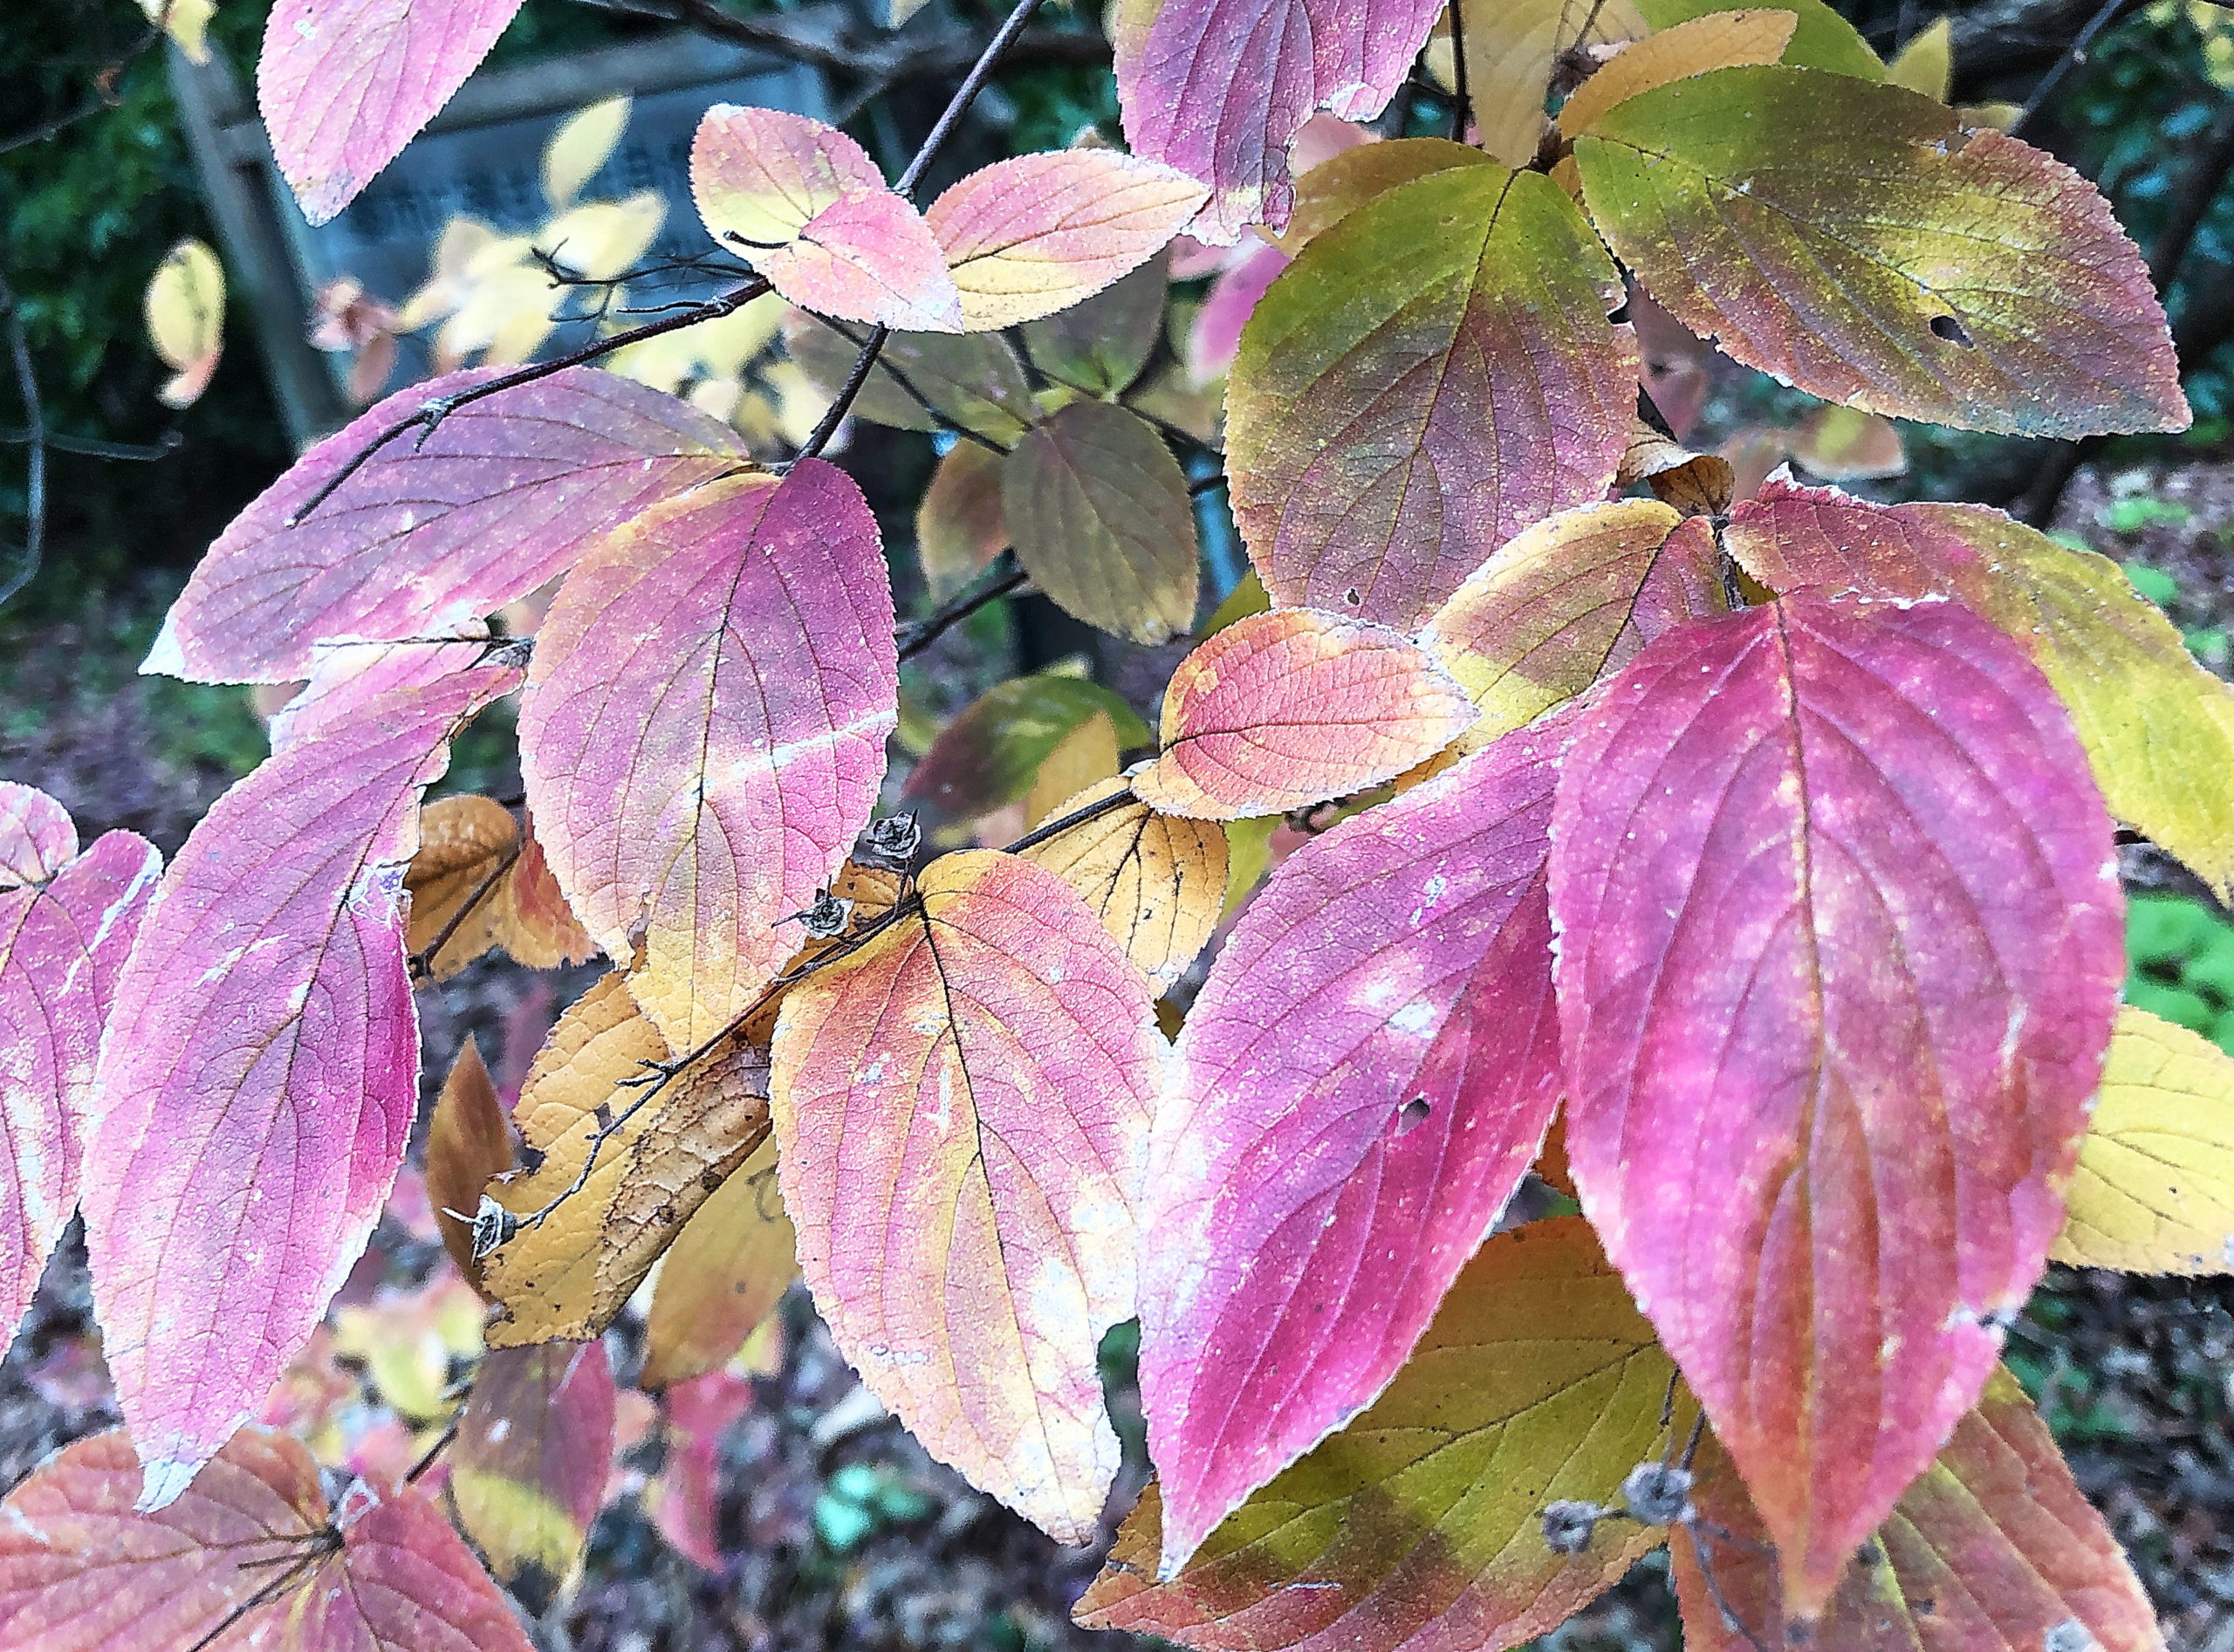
top-left (692, 105), bottom-right (963, 332)
top-left (641, 1135), bottom-right (799, 1390)
top-left (1574, 68), bottom-right (2187, 436)
top-left (1131, 610), bottom-right (1477, 819)
top-left (405, 792), bottom-right (519, 978)
top-left (1555, 10), bottom-right (1798, 136)
top-left (916, 441), bottom-right (1008, 600)
top-left (1003, 401), bottom-right (1199, 644)
top-left (1619, 425), bottom-right (1737, 515)
top-left (1020, 778), bottom-right (1229, 991)
top-left (2053, 1006), bottom-right (2234, 1275)
top-left (1674, 1371), bottom-right (2164, 1652)
top-left (449, 1340), bottom-right (618, 1610)
top-left (770, 849), bottom-right (1162, 1541)
top-left (1422, 500), bottom-right (1724, 746)
top-left (487, 820), bottom-right (598, 970)
top-left (1228, 164), bottom-right (1638, 628)
top-left (736, 860), bottom-right (906, 1047)
top-left (1079, 1219), bottom-right (1684, 1652)
top-left (521, 463), bottom-right (896, 1050)
top-left (427, 1038), bottom-right (516, 1292)
top-left (927, 150), bottom-right (1207, 331)
top-left (483, 975), bottom-right (774, 1345)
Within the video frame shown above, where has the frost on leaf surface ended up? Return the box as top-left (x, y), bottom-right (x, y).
top-left (520, 462), bottom-right (896, 1051)
top-left (83, 641), bottom-right (519, 1509)
top-left (1140, 720), bottom-right (1566, 1573)
top-left (770, 850), bottom-right (1162, 1543)
top-left (1550, 593), bottom-right (2122, 1614)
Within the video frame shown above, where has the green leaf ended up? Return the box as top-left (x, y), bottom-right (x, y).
top-left (1574, 67), bottom-right (2187, 436)
top-left (1631, 0), bottom-right (1881, 78)
top-left (1003, 401), bottom-right (1199, 644)
top-left (1022, 253), bottom-right (1168, 396)
top-left (902, 674), bottom-right (1151, 820)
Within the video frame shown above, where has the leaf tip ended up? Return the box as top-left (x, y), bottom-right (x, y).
top-left (134, 1455), bottom-right (200, 1514)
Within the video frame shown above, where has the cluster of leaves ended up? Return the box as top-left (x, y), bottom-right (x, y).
top-left (6, 0), bottom-right (2234, 1647)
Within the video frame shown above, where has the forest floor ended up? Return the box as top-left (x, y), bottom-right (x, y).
top-left (2, 462), bottom-right (2231, 1650)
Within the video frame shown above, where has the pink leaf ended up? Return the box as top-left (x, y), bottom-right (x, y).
top-left (449, 1340), bottom-right (618, 1609)
top-left (1141, 720), bottom-right (1566, 1574)
top-left (270, 635), bottom-right (513, 753)
top-left (149, 367), bottom-right (746, 685)
top-left (84, 645), bottom-right (521, 1508)
top-left (1187, 240), bottom-right (1288, 385)
top-left (926, 150), bottom-right (1207, 331)
top-left (0, 794), bottom-right (161, 1347)
top-left (520, 462), bottom-right (896, 1050)
top-left (654, 1368), bottom-right (757, 1570)
top-left (1115, 0), bottom-right (1444, 240)
top-left (259, 0), bottom-right (526, 225)
top-left (691, 105), bottom-right (962, 332)
top-left (1549, 593), bottom-right (2123, 1615)
top-left (312, 1477), bottom-right (538, 1650)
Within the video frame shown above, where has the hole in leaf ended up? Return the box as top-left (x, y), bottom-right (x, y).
top-left (1929, 313), bottom-right (1974, 347)
top-left (1395, 1095), bottom-right (1431, 1134)
top-left (1607, 301), bottom-right (1631, 326)
top-left (1343, 586), bottom-right (1362, 607)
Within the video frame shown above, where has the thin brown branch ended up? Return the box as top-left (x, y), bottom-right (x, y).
top-left (897, 551), bottom-right (1030, 661)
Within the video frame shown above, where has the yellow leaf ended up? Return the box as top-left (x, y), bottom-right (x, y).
top-left (1883, 15), bottom-right (1952, 100)
top-left (1913, 504), bottom-right (2234, 899)
top-left (2053, 1006), bottom-right (2234, 1274)
top-left (1021, 777), bottom-right (1229, 991)
top-left (1557, 9), bottom-right (1799, 136)
top-left (1023, 712), bottom-right (1123, 827)
top-left (1453, 0), bottom-right (1649, 167)
top-left (640, 1135), bottom-right (798, 1390)
top-left (140, 0), bottom-right (216, 61)
top-left (331, 1273), bottom-right (485, 1422)
top-left (543, 94), bottom-right (631, 210)
top-left (540, 192), bottom-right (666, 284)
top-left (483, 975), bottom-right (773, 1345)
top-left (1078, 1217), bottom-right (1689, 1651)
top-left (144, 239), bottom-right (223, 408)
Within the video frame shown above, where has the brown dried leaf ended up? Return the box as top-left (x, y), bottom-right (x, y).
top-left (406, 793), bottom-right (518, 977)
top-left (427, 1038), bottom-right (517, 1292)
top-left (483, 975), bottom-right (773, 1345)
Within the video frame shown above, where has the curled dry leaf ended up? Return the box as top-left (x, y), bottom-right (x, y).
top-left (1003, 400), bottom-right (1199, 644)
top-left (1084, 1219), bottom-right (1684, 1652)
top-left (927, 150), bottom-right (1207, 331)
top-left (483, 974), bottom-right (775, 1346)
top-left (0, 785), bottom-right (160, 1349)
top-left (1674, 1371), bottom-right (2164, 1652)
top-left (426, 1038), bottom-right (516, 1292)
top-left (1618, 424), bottom-right (1737, 515)
top-left (1141, 721), bottom-right (1566, 1572)
top-left (2053, 1007), bottom-right (2234, 1275)
top-left (521, 463), bottom-right (896, 1051)
top-left (770, 850), bottom-right (1162, 1542)
top-left (449, 1339), bottom-right (619, 1611)
top-left (1551, 593), bottom-right (2122, 1614)
top-left (1421, 499), bottom-right (1724, 748)
top-left (1553, 9), bottom-right (1798, 137)
top-left (1573, 68), bottom-right (2188, 436)
top-left (0, 1427), bottom-right (533, 1651)
top-left (85, 643), bottom-right (519, 1508)
top-left (143, 239), bottom-right (223, 408)
top-left (149, 366), bottom-right (745, 684)
top-left (405, 792), bottom-right (518, 977)
top-left (641, 1134), bottom-right (799, 1390)
top-left (1113, 0), bottom-right (1443, 241)
top-left (691, 105), bottom-right (962, 332)
top-left (1725, 481), bottom-right (2234, 900)
top-left (1130, 609), bottom-right (1477, 820)
top-left (1018, 777), bottom-right (1228, 992)
top-left (260, 0), bottom-right (526, 223)
top-left (1228, 164), bottom-right (1638, 629)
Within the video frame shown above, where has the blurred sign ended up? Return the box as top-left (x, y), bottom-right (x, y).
top-left (172, 34), bottom-right (826, 446)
